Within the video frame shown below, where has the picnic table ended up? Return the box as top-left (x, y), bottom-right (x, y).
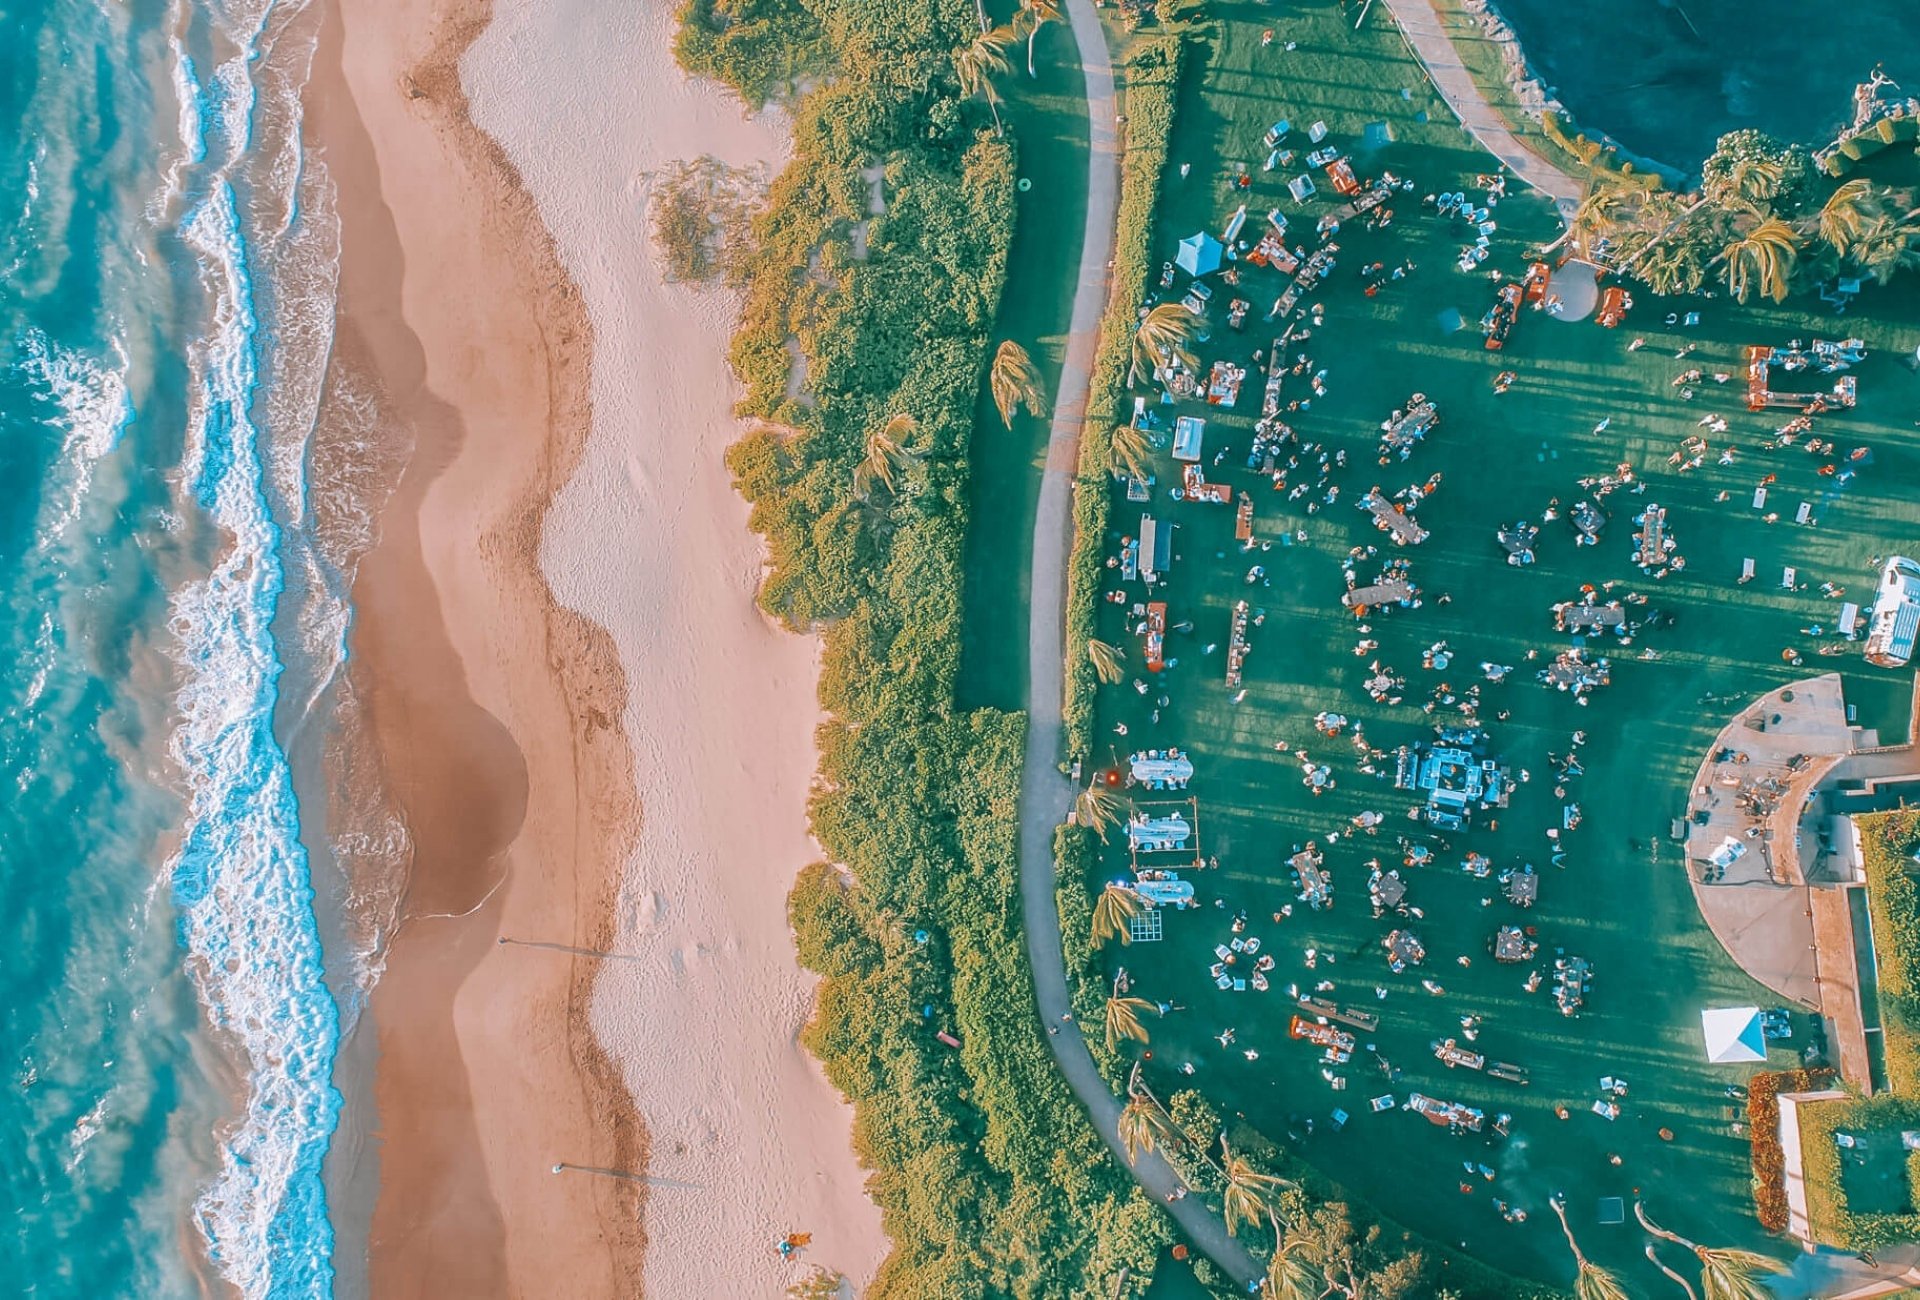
top-left (1383, 928), bottom-right (1425, 971)
top-left (1634, 503), bottom-right (1670, 568)
top-left (1501, 865), bottom-right (1538, 907)
top-left (1129, 748), bottom-right (1193, 790)
top-left (1226, 600), bottom-right (1251, 688)
top-left (1557, 601), bottom-right (1625, 633)
top-left (1360, 487), bottom-right (1429, 546)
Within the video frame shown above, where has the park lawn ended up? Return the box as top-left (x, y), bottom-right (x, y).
top-left (955, 12), bottom-right (1095, 712)
top-left (1075, 0), bottom-right (1920, 1291)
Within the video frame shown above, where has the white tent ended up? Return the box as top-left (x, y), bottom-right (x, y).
top-left (1701, 1006), bottom-right (1767, 1064)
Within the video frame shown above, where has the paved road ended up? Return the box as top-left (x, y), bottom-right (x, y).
top-left (1376, 0), bottom-right (1583, 213)
top-left (1016, 0), bottom-right (1262, 1288)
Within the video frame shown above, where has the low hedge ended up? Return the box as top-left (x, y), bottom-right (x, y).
top-left (1061, 33), bottom-right (1185, 764)
top-left (1796, 1093), bottom-right (1920, 1248)
top-left (1857, 811), bottom-right (1920, 1093)
top-left (1747, 1067), bottom-right (1835, 1232)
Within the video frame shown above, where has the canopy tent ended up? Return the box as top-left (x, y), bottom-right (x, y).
top-left (1175, 231), bottom-right (1224, 277)
top-left (1701, 1006), bottom-right (1767, 1064)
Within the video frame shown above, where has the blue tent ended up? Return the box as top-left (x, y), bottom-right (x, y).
top-left (1175, 231), bottom-right (1224, 277)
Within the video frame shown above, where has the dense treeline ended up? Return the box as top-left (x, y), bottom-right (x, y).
top-left (679, 1), bottom-right (1175, 1293)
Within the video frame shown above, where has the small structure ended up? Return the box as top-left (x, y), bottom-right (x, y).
top-left (1394, 728), bottom-right (1512, 830)
top-left (1554, 955), bottom-right (1591, 1017)
top-left (1127, 809), bottom-right (1192, 854)
top-left (1569, 499), bottom-right (1606, 547)
top-left (1405, 1092), bottom-right (1484, 1132)
top-left (1492, 925), bottom-right (1537, 963)
top-left (1234, 491), bottom-right (1255, 542)
top-left (1142, 600), bottom-right (1167, 672)
top-left (1378, 394), bottom-right (1439, 461)
top-left (1701, 1006), bottom-right (1768, 1064)
top-left (1290, 845), bottom-right (1332, 910)
top-left (1226, 599), bottom-right (1251, 688)
top-left (1501, 863), bottom-right (1538, 908)
top-left (1596, 285), bottom-right (1631, 328)
top-left (1633, 502), bottom-right (1673, 570)
top-left (1287, 174), bottom-right (1316, 203)
top-left (1743, 342), bottom-right (1862, 412)
top-left (1383, 928), bottom-right (1426, 972)
top-left (1360, 487), bottom-right (1430, 546)
top-left (1483, 282), bottom-right (1522, 350)
top-left (1138, 514), bottom-right (1171, 586)
top-left (1324, 157), bottom-right (1361, 197)
top-left (1289, 1015), bottom-right (1355, 1062)
top-left (1368, 866), bottom-right (1407, 914)
top-left (1172, 415), bottom-right (1206, 462)
top-left (1129, 748), bottom-right (1193, 790)
top-left (1864, 555), bottom-right (1920, 667)
top-left (1175, 231), bottom-right (1224, 277)
top-left (1179, 462), bottom-right (1231, 505)
top-left (1205, 361), bottom-right (1245, 407)
top-left (1497, 520), bottom-right (1537, 566)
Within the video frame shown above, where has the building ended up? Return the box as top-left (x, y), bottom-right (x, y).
top-left (1863, 555), bottom-right (1920, 667)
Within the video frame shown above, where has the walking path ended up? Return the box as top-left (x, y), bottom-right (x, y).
top-left (1377, 0), bottom-right (1583, 213)
top-left (1015, 0), bottom-right (1261, 1288)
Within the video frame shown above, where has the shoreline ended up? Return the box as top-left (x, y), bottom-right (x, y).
top-left (314, 0), bottom-right (886, 1293)
top-left (463, 0), bottom-right (888, 1291)
top-left (312, 0), bottom-right (645, 1293)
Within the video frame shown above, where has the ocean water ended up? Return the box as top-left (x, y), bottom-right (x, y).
top-left (0, 0), bottom-right (387, 1294)
top-left (1492, 0), bottom-right (1920, 169)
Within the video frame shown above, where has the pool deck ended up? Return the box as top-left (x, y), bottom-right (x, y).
top-left (1684, 672), bottom-right (1920, 1092)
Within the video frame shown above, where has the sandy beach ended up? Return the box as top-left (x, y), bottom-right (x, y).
top-left (314, 0), bottom-right (884, 1293)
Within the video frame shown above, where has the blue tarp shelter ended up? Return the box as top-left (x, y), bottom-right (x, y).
top-left (1175, 231), bottom-right (1224, 277)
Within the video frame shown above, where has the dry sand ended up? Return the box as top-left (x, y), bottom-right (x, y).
top-left (316, 0), bottom-right (884, 1292)
top-left (464, 2), bottom-right (888, 1293)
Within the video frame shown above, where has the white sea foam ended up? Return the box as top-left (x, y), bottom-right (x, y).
top-left (16, 327), bottom-right (133, 543)
top-left (160, 2), bottom-right (349, 1293)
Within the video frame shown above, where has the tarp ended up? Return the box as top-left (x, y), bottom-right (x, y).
top-left (1175, 231), bottom-right (1224, 277)
top-left (1701, 1006), bottom-right (1767, 1064)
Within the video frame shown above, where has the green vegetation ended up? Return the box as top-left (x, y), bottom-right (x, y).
top-left (1798, 1094), bottom-right (1920, 1249)
top-left (1063, 32), bottom-right (1186, 761)
top-left (648, 155), bottom-right (766, 284)
top-left (1746, 1067), bottom-right (1836, 1232)
top-left (1859, 810), bottom-right (1920, 1093)
top-left (674, 0), bottom-right (825, 107)
top-left (1572, 126), bottom-right (1920, 299)
top-left (1056, 0), bottom-right (1920, 1292)
top-left (682, 0), bottom-right (1182, 1293)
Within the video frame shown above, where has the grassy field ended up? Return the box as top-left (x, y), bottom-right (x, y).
top-left (955, 13), bottom-right (1094, 712)
top-left (1072, 0), bottom-right (1920, 1290)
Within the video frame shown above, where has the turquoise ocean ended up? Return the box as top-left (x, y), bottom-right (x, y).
top-left (1, 0), bottom-right (392, 1294)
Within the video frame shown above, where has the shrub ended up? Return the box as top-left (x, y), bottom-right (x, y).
top-left (1748, 1067), bottom-right (1835, 1231)
top-left (1061, 34), bottom-right (1185, 761)
top-left (1858, 811), bottom-right (1920, 1092)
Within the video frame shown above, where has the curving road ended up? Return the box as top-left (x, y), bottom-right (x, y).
top-left (1015, 0), bottom-right (1262, 1288)
top-left (1377, 0), bottom-right (1582, 214)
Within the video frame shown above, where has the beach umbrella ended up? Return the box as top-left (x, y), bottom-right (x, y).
top-left (1175, 231), bottom-right (1224, 277)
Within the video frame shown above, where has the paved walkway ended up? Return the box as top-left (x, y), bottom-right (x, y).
top-left (1016, 0), bottom-right (1261, 1288)
top-left (1376, 0), bottom-right (1583, 214)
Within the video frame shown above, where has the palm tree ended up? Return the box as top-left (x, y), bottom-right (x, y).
top-left (1550, 1195), bottom-right (1630, 1300)
top-left (1116, 1092), bottom-right (1181, 1163)
top-left (1130, 303), bottom-right (1198, 387)
top-left (1109, 424), bottom-right (1151, 481)
top-left (1090, 881), bottom-right (1141, 945)
top-left (1644, 1242), bottom-right (1700, 1300)
top-left (1849, 213), bottom-right (1920, 284)
top-left (1103, 994), bottom-right (1157, 1049)
top-left (989, 340), bottom-right (1050, 428)
top-left (1264, 1236), bottom-right (1324, 1300)
top-left (1218, 1137), bottom-right (1291, 1237)
top-left (1074, 782), bottom-right (1127, 840)
top-left (953, 26), bottom-right (1015, 137)
top-left (1019, 0), bottom-right (1062, 76)
top-left (852, 413), bottom-right (918, 497)
top-left (1716, 215), bottom-right (1800, 303)
top-left (1087, 637), bottom-right (1126, 684)
top-left (1810, 178), bottom-right (1883, 258)
top-left (1635, 1202), bottom-right (1785, 1300)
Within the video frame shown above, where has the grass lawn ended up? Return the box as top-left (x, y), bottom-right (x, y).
top-left (955, 12), bottom-right (1094, 712)
top-left (1073, 0), bottom-right (1920, 1290)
